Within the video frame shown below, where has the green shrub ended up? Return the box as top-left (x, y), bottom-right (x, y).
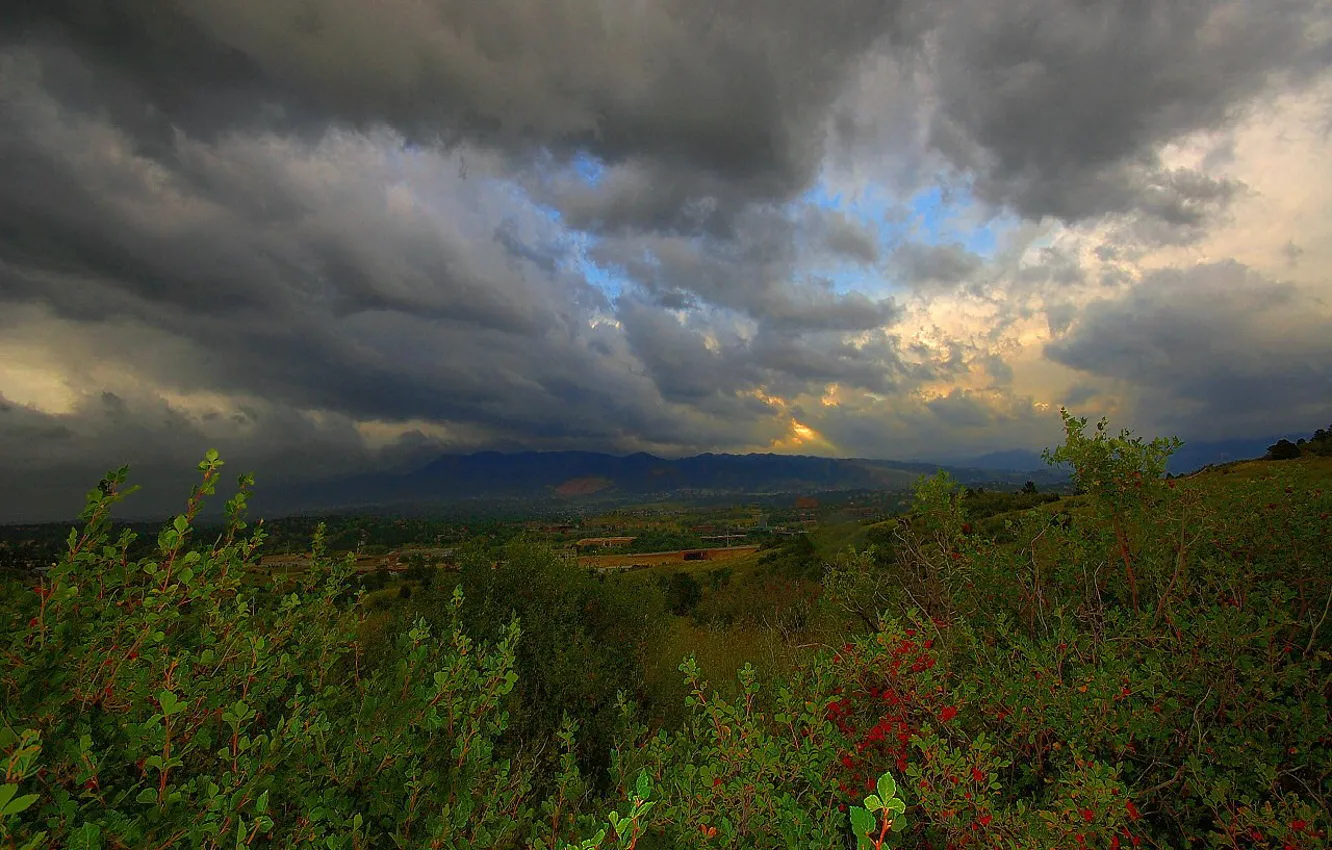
top-left (3, 410), bottom-right (1329, 850)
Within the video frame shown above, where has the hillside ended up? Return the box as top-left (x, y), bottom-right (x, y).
top-left (2, 415), bottom-right (1328, 850)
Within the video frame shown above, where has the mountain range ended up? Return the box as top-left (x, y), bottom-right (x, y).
top-left (251, 449), bottom-right (1072, 516)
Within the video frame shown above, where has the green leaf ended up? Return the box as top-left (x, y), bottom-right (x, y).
top-left (876, 772), bottom-right (897, 802)
top-left (158, 690), bottom-right (184, 716)
top-left (136, 788), bottom-right (158, 805)
top-left (863, 794), bottom-right (882, 812)
top-left (635, 769), bottom-right (651, 800)
top-left (0, 784), bottom-right (39, 817)
top-left (849, 805), bottom-right (875, 838)
top-left (883, 797), bottom-right (906, 815)
top-left (68, 823), bottom-right (102, 850)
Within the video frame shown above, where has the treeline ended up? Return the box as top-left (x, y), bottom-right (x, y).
top-left (1267, 424), bottom-right (1332, 460)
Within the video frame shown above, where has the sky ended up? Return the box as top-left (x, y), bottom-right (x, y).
top-left (2, 0), bottom-right (1332, 520)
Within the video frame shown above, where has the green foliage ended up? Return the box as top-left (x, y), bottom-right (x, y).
top-left (849, 771), bottom-right (907, 850)
top-left (1267, 439), bottom-right (1303, 460)
top-left (2, 411), bottom-right (1329, 850)
top-left (824, 547), bottom-right (897, 631)
top-left (1269, 425), bottom-right (1332, 459)
top-left (611, 657), bottom-right (847, 848)
top-left (1042, 409), bottom-right (1180, 513)
top-left (435, 541), bottom-right (669, 780)
top-left (657, 571), bottom-right (703, 617)
top-left (756, 533), bottom-right (821, 580)
top-left (0, 457), bottom-right (570, 849)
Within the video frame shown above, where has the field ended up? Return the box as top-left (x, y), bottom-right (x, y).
top-left (576, 544), bottom-right (759, 570)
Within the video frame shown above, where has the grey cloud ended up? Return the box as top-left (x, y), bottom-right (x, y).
top-left (617, 299), bottom-right (750, 404)
top-left (589, 207), bottom-right (898, 331)
top-left (927, 389), bottom-right (1001, 429)
top-left (1283, 240), bottom-right (1305, 267)
top-left (7, 0), bottom-right (1324, 239)
top-left (1045, 261), bottom-right (1332, 428)
top-left (0, 74), bottom-right (787, 462)
top-left (3, 0), bottom-right (903, 210)
top-left (2, 0), bottom-right (1328, 519)
top-left (892, 241), bottom-right (982, 289)
top-left (817, 211), bottom-right (881, 264)
top-left (0, 61), bottom-right (929, 523)
top-left (750, 331), bottom-right (907, 397)
top-left (925, 0), bottom-right (1325, 222)
top-left (0, 387), bottom-right (431, 522)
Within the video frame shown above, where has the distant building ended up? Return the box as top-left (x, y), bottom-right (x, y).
top-left (574, 536), bottom-right (637, 549)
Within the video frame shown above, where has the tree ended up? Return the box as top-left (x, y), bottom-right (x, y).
top-left (1021, 480), bottom-right (1039, 495)
top-left (1043, 409), bottom-right (1181, 611)
top-left (440, 541), bottom-right (669, 779)
top-left (1265, 439), bottom-right (1302, 460)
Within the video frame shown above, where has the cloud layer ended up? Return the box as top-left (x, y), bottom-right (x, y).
top-left (1, 0), bottom-right (1330, 519)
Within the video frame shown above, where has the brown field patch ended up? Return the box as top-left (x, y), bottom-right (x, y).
top-left (579, 545), bottom-right (759, 571)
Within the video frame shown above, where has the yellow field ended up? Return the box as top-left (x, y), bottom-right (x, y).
top-left (577, 545), bottom-right (759, 571)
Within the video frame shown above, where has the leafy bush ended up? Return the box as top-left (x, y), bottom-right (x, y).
top-left (0, 456), bottom-right (546, 849)
top-left (3, 410), bottom-right (1329, 850)
top-left (431, 541), bottom-right (669, 782)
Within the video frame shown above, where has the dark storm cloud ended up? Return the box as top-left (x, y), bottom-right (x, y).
top-left (1045, 261), bottom-right (1332, 424)
top-left (616, 298), bottom-right (750, 403)
top-left (0, 386), bottom-right (415, 522)
top-left (819, 211), bottom-right (882, 265)
top-left (1, 0), bottom-right (903, 210)
top-left (4, 0), bottom-right (1324, 236)
top-left (892, 241), bottom-right (982, 290)
top-left (749, 332), bottom-right (903, 397)
top-left (925, 0), bottom-right (1326, 222)
top-left (927, 389), bottom-right (1002, 429)
top-left (2, 0), bottom-right (1330, 521)
top-left (0, 68), bottom-right (791, 459)
top-left (1, 52), bottom-right (889, 525)
top-left (589, 205), bottom-right (898, 331)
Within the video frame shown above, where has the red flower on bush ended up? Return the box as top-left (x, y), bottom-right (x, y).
top-left (1124, 801), bottom-right (1140, 820)
top-left (940, 706), bottom-right (958, 723)
top-left (971, 766), bottom-right (985, 783)
top-left (1291, 820), bottom-right (1307, 832)
top-left (1081, 808), bottom-right (1095, 823)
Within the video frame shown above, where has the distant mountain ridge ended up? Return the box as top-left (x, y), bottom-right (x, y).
top-left (256, 449), bottom-right (1069, 515)
top-left (948, 436), bottom-right (1303, 476)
